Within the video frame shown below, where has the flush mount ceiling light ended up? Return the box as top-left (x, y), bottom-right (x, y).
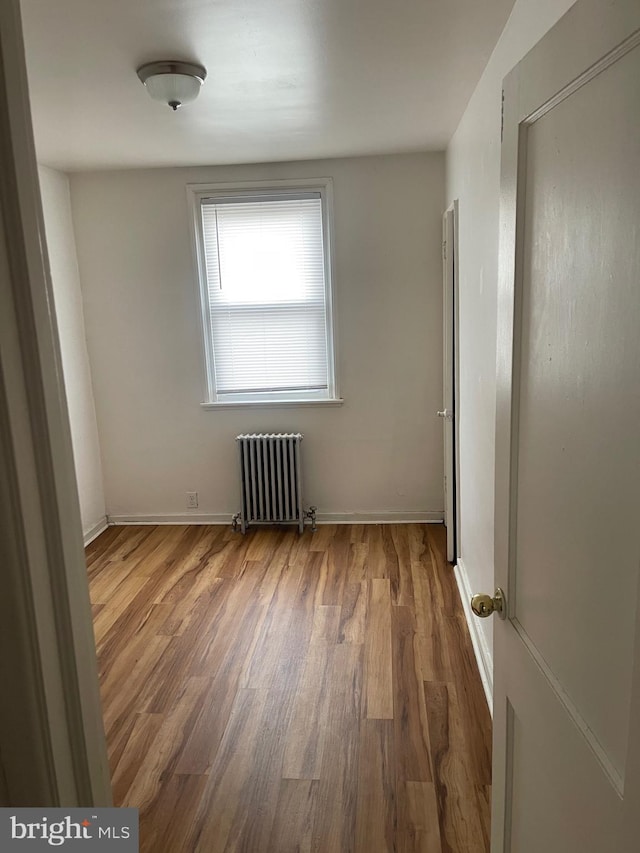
top-left (136, 61), bottom-right (207, 111)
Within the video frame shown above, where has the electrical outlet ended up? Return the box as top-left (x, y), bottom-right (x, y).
top-left (186, 491), bottom-right (198, 509)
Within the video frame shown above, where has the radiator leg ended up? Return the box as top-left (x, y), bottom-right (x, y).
top-left (305, 506), bottom-right (318, 533)
top-left (231, 513), bottom-right (241, 533)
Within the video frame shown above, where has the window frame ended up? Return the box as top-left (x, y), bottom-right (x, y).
top-left (187, 178), bottom-right (341, 408)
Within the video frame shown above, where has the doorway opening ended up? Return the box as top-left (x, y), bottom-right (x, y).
top-left (441, 201), bottom-right (460, 564)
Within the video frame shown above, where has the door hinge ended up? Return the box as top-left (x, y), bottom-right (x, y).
top-left (442, 239), bottom-right (447, 261)
top-left (501, 88), bottom-right (505, 143)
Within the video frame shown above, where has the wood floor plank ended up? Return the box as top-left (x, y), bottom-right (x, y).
top-left (158, 578), bottom-right (224, 637)
top-left (349, 524), bottom-right (367, 544)
top-left (397, 781), bottom-right (442, 852)
top-left (189, 648), bottom-right (305, 852)
top-left (282, 644), bottom-right (334, 780)
top-left (152, 531), bottom-right (229, 607)
top-left (338, 581), bottom-right (368, 644)
top-left (354, 719), bottom-right (396, 853)
top-left (365, 525), bottom-right (387, 578)
top-left (407, 523), bottom-right (428, 565)
top-left (175, 604), bottom-right (267, 774)
top-left (307, 522), bottom-right (336, 553)
top-left (267, 779), bottom-right (319, 853)
top-left (288, 526), bottom-right (313, 564)
top-left (106, 712), bottom-right (138, 782)
top-left (382, 525), bottom-right (401, 605)
top-left (310, 605), bottom-right (341, 645)
top-left (101, 633), bottom-right (172, 737)
top-left (441, 615), bottom-right (492, 785)
top-left (156, 583), bottom-right (231, 676)
top-left (240, 605), bottom-right (297, 689)
top-left (311, 643), bottom-right (363, 853)
top-left (181, 687), bottom-right (271, 851)
top-left (96, 569), bottom-right (196, 663)
top-left (475, 784), bottom-right (492, 852)
top-left (411, 559), bottom-right (452, 683)
top-left (294, 551), bottom-right (328, 612)
top-left (245, 527), bottom-right (281, 561)
top-left (392, 605), bottom-right (433, 782)
top-left (91, 603), bottom-right (105, 619)
top-left (210, 531), bottom-right (250, 578)
top-left (88, 523), bottom-right (492, 852)
top-left (364, 578), bottom-right (394, 719)
top-left (121, 676), bottom-right (210, 811)
top-left (424, 681), bottom-right (487, 853)
top-left (229, 683), bottom-right (304, 852)
top-left (426, 525), bottom-right (457, 618)
top-left (191, 581), bottom-right (269, 681)
top-left (347, 541), bottom-right (368, 583)
top-left (390, 524), bottom-right (415, 607)
top-left (90, 557), bottom-right (138, 606)
top-left (92, 575), bottom-right (152, 642)
top-left (409, 549), bottom-right (433, 637)
top-left (128, 525), bottom-right (199, 579)
top-left (110, 713), bottom-right (163, 805)
top-left (322, 524), bottom-right (349, 605)
top-left (252, 537), bottom-right (295, 605)
top-left (139, 774), bottom-right (208, 853)
top-left (87, 525), bottom-right (154, 579)
top-left (96, 597), bottom-right (171, 680)
top-left (267, 559), bottom-right (306, 611)
top-left (84, 524), bottom-right (122, 571)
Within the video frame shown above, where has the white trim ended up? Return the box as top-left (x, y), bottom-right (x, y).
top-left (108, 510), bottom-right (444, 526)
top-left (0, 0), bottom-right (111, 806)
top-left (317, 511), bottom-right (443, 524)
top-left (453, 558), bottom-right (494, 714)
top-left (186, 177), bottom-right (340, 406)
top-left (200, 398), bottom-right (344, 410)
top-left (442, 199), bottom-right (461, 564)
top-left (451, 199), bottom-right (461, 560)
top-left (108, 513), bottom-right (233, 525)
top-left (83, 517), bottom-right (108, 546)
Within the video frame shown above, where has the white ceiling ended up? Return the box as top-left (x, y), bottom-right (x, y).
top-left (21, 0), bottom-right (515, 172)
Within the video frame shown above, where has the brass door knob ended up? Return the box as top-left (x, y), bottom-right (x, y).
top-left (471, 588), bottom-right (506, 619)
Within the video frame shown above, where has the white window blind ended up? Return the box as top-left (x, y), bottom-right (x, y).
top-left (200, 193), bottom-right (334, 402)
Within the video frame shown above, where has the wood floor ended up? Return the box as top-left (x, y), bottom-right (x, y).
top-left (86, 523), bottom-right (492, 852)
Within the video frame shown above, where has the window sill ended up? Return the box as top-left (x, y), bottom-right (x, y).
top-left (200, 398), bottom-right (344, 410)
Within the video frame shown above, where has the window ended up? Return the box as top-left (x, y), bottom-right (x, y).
top-left (189, 180), bottom-right (339, 406)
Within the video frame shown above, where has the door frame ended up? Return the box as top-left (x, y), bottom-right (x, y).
top-left (0, 0), bottom-right (111, 805)
top-left (442, 200), bottom-right (461, 563)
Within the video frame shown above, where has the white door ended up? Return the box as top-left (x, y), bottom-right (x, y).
top-left (487, 1), bottom-right (640, 850)
top-left (441, 204), bottom-right (457, 562)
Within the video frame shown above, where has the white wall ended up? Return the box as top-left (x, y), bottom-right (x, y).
top-left (446, 0), bottom-right (576, 686)
top-left (39, 166), bottom-right (106, 541)
top-left (69, 153), bottom-right (445, 522)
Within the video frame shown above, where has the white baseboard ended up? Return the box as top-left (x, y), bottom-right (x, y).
top-left (107, 513), bottom-right (232, 525)
top-left (453, 558), bottom-right (494, 715)
top-left (107, 510), bottom-right (444, 526)
top-left (83, 516), bottom-right (109, 546)
top-left (317, 511), bottom-right (443, 524)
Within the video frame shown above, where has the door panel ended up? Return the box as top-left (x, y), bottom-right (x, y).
top-left (492, 1), bottom-right (640, 850)
top-left (515, 42), bottom-right (640, 783)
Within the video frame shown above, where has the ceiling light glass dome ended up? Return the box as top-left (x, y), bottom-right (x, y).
top-left (137, 61), bottom-right (207, 111)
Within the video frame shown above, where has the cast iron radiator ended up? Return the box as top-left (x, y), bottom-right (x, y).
top-left (233, 433), bottom-right (316, 534)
